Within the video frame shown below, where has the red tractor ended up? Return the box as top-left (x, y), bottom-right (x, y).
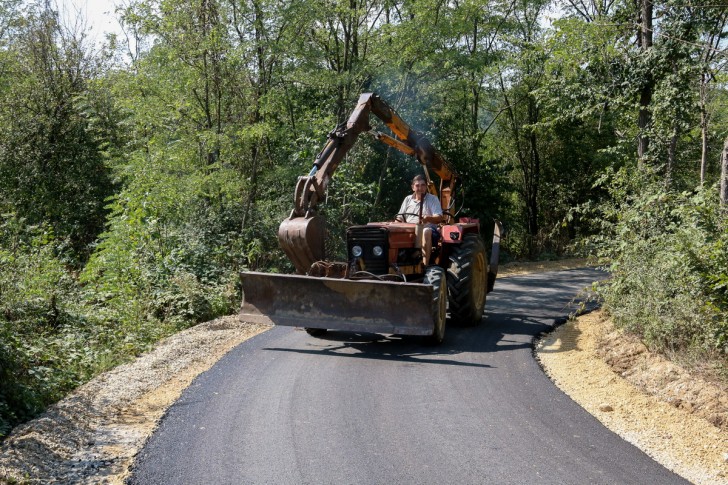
top-left (241, 93), bottom-right (502, 344)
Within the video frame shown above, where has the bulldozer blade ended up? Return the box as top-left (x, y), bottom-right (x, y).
top-left (240, 272), bottom-right (437, 336)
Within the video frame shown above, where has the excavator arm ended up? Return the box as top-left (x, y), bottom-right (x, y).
top-left (279, 92), bottom-right (458, 274)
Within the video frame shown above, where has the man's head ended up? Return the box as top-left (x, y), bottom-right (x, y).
top-left (411, 174), bottom-right (428, 198)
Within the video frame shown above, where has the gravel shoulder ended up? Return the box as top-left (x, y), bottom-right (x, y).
top-left (0, 317), bottom-right (271, 484)
top-left (536, 311), bottom-right (728, 485)
top-left (1, 259), bottom-right (726, 484)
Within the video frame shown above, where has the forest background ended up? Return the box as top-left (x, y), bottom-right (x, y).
top-left (0, 0), bottom-right (727, 438)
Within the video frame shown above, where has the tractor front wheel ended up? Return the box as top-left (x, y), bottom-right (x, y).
top-left (423, 266), bottom-right (447, 345)
top-left (447, 233), bottom-right (487, 326)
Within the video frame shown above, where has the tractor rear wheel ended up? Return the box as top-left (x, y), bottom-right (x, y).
top-left (423, 266), bottom-right (447, 345)
top-left (447, 233), bottom-right (487, 326)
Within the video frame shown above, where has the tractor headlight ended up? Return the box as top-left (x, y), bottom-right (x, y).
top-left (372, 245), bottom-right (384, 257)
top-left (351, 245), bottom-right (363, 257)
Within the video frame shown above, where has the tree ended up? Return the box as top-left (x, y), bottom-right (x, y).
top-left (696, 3), bottom-right (728, 186)
top-left (492, 0), bottom-right (550, 255)
top-left (721, 135), bottom-right (728, 210)
top-left (636, 0), bottom-right (653, 161)
top-left (0, 1), bottom-right (115, 263)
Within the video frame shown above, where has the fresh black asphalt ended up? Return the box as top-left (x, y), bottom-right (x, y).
top-left (130, 268), bottom-right (688, 484)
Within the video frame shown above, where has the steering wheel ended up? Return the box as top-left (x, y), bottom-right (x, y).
top-left (394, 212), bottom-right (424, 223)
top-left (395, 211), bottom-right (454, 223)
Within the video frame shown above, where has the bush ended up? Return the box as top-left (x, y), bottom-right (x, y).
top-left (0, 198), bottom-right (246, 437)
top-left (0, 216), bottom-right (103, 437)
top-left (591, 177), bottom-right (728, 355)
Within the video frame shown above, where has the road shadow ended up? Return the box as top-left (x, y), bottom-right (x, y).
top-left (263, 268), bottom-right (605, 367)
top-left (262, 310), bottom-right (551, 367)
top-left (263, 329), bottom-right (495, 369)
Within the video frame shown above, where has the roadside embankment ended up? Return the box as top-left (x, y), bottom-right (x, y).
top-left (537, 311), bottom-right (728, 485)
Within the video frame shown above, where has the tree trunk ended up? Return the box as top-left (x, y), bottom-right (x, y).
top-left (637, 0), bottom-right (653, 162)
top-left (499, 70), bottom-right (541, 256)
top-left (240, 0), bottom-right (268, 232)
top-left (700, 74), bottom-right (709, 186)
top-left (720, 136), bottom-right (728, 212)
top-left (527, 99), bottom-right (540, 255)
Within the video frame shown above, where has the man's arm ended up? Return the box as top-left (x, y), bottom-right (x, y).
top-left (421, 214), bottom-right (445, 223)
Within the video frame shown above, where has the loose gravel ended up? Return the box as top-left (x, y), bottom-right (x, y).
top-left (0, 316), bottom-right (270, 484)
top-left (537, 311), bottom-right (728, 485)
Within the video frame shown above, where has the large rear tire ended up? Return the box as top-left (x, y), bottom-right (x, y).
top-left (447, 233), bottom-right (487, 326)
top-left (423, 266), bottom-right (447, 345)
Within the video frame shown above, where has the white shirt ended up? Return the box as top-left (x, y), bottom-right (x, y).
top-left (397, 193), bottom-right (442, 225)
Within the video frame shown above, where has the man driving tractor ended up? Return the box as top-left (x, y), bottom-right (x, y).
top-left (395, 174), bottom-right (445, 265)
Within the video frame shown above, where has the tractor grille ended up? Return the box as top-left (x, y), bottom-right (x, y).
top-left (347, 226), bottom-right (389, 275)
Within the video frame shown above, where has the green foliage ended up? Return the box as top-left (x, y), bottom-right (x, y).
top-left (0, 5), bottom-right (115, 265)
top-left (0, 215), bottom-right (108, 438)
top-left (590, 174), bottom-right (728, 354)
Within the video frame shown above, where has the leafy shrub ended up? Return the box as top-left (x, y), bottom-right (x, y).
top-left (590, 173), bottom-right (728, 355)
top-left (0, 199), bottom-right (245, 438)
top-left (0, 216), bottom-right (103, 437)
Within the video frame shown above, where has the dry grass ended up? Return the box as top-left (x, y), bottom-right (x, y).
top-left (497, 257), bottom-right (595, 277)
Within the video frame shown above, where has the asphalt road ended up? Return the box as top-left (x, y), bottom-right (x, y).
top-left (130, 268), bottom-right (688, 484)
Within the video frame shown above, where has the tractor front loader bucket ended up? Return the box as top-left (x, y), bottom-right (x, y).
top-left (240, 272), bottom-right (438, 336)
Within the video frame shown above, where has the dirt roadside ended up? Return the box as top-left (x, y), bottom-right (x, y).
top-left (537, 311), bottom-right (728, 485)
top-left (0, 259), bottom-right (725, 484)
top-left (0, 318), bottom-right (271, 484)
